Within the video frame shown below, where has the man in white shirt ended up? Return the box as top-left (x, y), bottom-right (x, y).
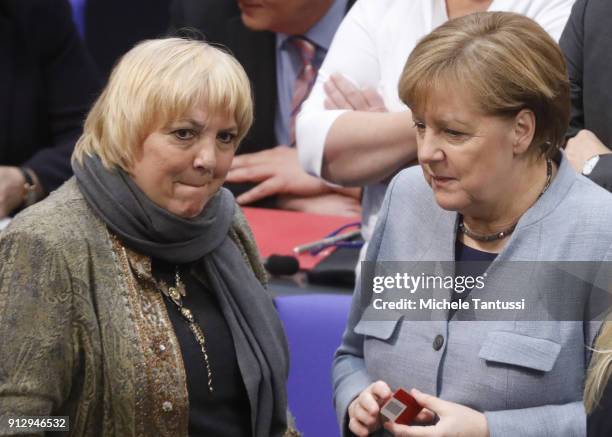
top-left (297, 0), bottom-right (574, 244)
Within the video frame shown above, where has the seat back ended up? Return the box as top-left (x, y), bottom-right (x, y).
top-left (274, 294), bottom-right (352, 437)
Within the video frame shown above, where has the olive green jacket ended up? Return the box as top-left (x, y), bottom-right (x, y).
top-left (0, 179), bottom-right (298, 437)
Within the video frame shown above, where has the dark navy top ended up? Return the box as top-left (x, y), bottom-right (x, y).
top-left (450, 240), bottom-right (498, 320)
top-left (153, 259), bottom-right (251, 437)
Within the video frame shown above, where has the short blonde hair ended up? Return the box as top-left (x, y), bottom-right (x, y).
top-left (585, 322), bottom-right (612, 413)
top-left (73, 37), bottom-right (253, 170)
top-left (398, 12), bottom-right (569, 158)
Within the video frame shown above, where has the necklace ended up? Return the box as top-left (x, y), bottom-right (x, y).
top-left (458, 158), bottom-right (553, 242)
top-left (161, 267), bottom-right (214, 394)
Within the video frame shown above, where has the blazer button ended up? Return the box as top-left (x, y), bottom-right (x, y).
top-left (433, 334), bottom-right (444, 351)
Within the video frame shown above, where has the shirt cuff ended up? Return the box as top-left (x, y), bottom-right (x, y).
top-left (586, 153), bottom-right (612, 192)
top-left (296, 109), bottom-right (348, 177)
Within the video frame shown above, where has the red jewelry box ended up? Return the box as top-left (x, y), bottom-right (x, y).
top-left (380, 388), bottom-right (423, 426)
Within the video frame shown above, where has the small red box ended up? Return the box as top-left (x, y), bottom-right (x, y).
top-left (380, 388), bottom-right (423, 426)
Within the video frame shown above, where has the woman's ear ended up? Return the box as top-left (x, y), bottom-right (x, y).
top-left (512, 109), bottom-right (536, 156)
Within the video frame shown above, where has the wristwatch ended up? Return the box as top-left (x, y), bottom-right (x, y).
top-left (582, 155), bottom-right (600, 176)
top-left (19, 167), bottom-right (38, 207)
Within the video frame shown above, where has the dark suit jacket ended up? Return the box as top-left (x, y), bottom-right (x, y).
top-left (560, 0), bottom-right (612, 191)
top-left (86, 0), bottom-right (171, 80)
top-left (0, 0), bottom-right (100, 193)
top-left (169, 0), bottom-right (355, 202)
top-left (588, 378), bottom-right (612, 437)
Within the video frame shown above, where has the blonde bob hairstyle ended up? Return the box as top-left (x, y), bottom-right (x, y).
top-left (73, 37), bottom-right (253, 170)
top-left (585, 322), bottom-right (612, 413)
top-left (398, 12), bottom-right (569, 159)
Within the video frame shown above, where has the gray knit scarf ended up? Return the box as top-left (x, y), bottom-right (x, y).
top-left (73, 154), bottom-right (289, 437)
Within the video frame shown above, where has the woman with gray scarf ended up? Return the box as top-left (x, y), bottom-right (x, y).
top-left (0, 37), bottom-right (298, 437)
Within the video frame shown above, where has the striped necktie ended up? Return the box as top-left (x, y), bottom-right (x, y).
top-left (289, 36), bottom-right (317, 145)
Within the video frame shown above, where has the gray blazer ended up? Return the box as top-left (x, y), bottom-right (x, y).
top-left (333, 156), bottom-right (612, 436)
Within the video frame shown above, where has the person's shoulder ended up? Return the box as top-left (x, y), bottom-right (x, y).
top-left (554, 175), bottom-right (612, 260)
top-left (496, 0), bottom-right (574, 14)
top-left (582, 0), bottom-right (612, 29)
top-left (3, 178), bottom-right (99, 246)
top-left (356, 0), bottom-right (413, 9)
top-left (380, 166), bottom-right (440, 224)
top-left (389, 166), bottom-right (432, 200)
top-left (351, 0), bottom-right (413, 17)
top-left (344, 0), bottom-right (409, 26)
top-left (545, 169), bottom-right (612, 256)
top-left (566, 174), bottom-right (612, 221)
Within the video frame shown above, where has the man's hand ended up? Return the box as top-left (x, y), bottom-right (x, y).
top-left (227, 146), bottom-right (333, 204)
top-left (0, 166), bottom-right (26, 218)
top-left (565, 129), bottom-right (611, 172)
top-left (324, 73), bottom-right (387, 112)
top-left (383, 389), bottom-right (489, 437)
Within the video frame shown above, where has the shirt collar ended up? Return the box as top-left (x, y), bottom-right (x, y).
top-left (276, 0), bottom-right (347, 51)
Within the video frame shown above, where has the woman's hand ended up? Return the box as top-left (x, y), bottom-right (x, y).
top-left (384, 389), bottom-right (490, 437)
top-left (347, 381), bottom-right (393, 437)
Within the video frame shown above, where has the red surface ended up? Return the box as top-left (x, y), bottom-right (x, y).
top-left (242, 207), bottom-right (360, 270)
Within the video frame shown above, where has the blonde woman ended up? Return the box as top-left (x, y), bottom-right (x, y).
top-left (0, 38), bottom-right (297, 437)
top-left (586, 324), bottom-right (612, 435)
